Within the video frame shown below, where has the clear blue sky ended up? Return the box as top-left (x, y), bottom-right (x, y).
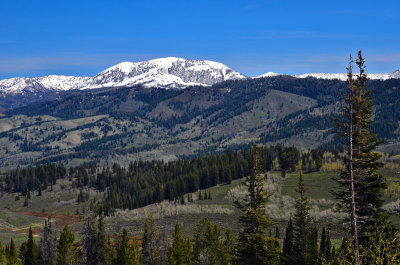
top-left (1, 0), bottom-right (399, 79)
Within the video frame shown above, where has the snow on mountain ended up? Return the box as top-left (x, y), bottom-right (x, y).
top-left (253, 72), bottom-right (282, 78)
top-left (391, 70), bottom-right (400, 79)
top-left (0, 76), bottom-right (92, 94)
top-left (0, 57), bottom-right (246, 94)
top-left (294, 72), bottom-right (397, 81)
top-left (91, 57), bottom-right (246, 89)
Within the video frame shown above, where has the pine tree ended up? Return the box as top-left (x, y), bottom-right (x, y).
top-left (293, 172), bottom-right (313, 265)
top-left (115, 229), bottom-right (142, 265)
top-left (192, 218), bottom-right (231, 265)
top-left (308, 226), bottom-right (319, 265)
top-left (224, 228), bottom-right (236, 261)
top-left (38, 218), bottom-right (56, 265)
top-left (167, 223), bottom-right (193, 265)
top-left (5, 238), bottom-right (20, 265)
top-left (142, 214), bottom-right (161, 265)
top-left (235, 143), bottom-right (278, 265)
top-left (105, 237), bottom-right (114, 265)
top-left (281, 217), bottom-right (294, 265)
top-left (334, 51), bottom-right (387, 263)
top-left (24, 227), bottom-right (37, 265)
top-left (56, 225), bottom-right (76, 265)
top-left (325, 230), bottom-right (331, 261)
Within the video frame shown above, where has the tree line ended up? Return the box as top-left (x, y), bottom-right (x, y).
top-left (1, 144), bottom-right (325, 214)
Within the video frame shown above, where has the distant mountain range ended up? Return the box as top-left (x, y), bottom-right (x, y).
top-left (0, 57), bottom-right (399, 95)
top-left (0, 57), bottom-right (246, 94)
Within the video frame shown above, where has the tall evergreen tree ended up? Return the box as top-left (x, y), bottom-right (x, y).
top-left (334, 50), bottom-right (387, 263)
top-left (235, 143), bottom-right (278, 265)
top-left (114, 229), bottom-right (142, 265)
top-left (281, 217), bottom-right (294, 265)
top-left (5, 238), bottom-right (20, 265)
top-left (167, 223), bottom-right (193, 265)
top-left (293, 172), bottom-right (313, 265)
top-left (24, 227), bottom-right (37, 265)
top-left (308, 226), bottom-right (319, 265)
top-left (56, 225), bottom-right (76, 265)
top-left (325, 230), bottom-right (331, 261)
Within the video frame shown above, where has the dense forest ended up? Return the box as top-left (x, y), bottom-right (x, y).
top-left (1, 144), bottom-right (324, 215)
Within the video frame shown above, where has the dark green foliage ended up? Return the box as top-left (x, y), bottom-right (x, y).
top-left (114, 229), bottom-right (142, 265)
top-left (334, 52), bottom-right (388, 260)
top-left (24, 227), bottom-right (37, 265)
top-left (192, 218), bottom-right (231, 265)
top-left (293, 173), bottom-right (313, 265)
top-left (235, 144), bottom-right (279, 265)
top-left (167, 223), bottom-right (193, 265)
top-left (281, 218), bottom-right (294, 265)
top-left (224, 228), bottom-right (236, 260)
top-left (3, 163), bottom-right (66, 194)
top-left (308, 226), bottom-right (319, 265)
top-left (5, 238), bottom-right (19, 265)
top-left (56, 225), bottom-right (76, 265)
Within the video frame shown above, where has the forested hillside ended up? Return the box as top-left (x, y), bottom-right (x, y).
top-left (1, 76), bottom-right (399, 169)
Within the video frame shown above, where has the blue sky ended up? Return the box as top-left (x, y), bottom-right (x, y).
top-left (0, 0), bottom-right (399, 79)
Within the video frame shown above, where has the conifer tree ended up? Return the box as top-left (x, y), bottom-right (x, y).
top-left (281, 217), bottom-right (294, 265)
top-left (192, 218), bottom-right (231, 265)
top-left (308, 226), bottom-right (319, 265)
top-left (5, 238), bottom-right (20, 265)
top-left (235, 143), bottom-right (278, 265)
top-left (224, 228), bottom-right (236, 260)
top-left (325, 230), bottom-right (331, 261)
top-left (115, 229), bottom-right (142, 265)
top-left (167, 223), bottom-right (193, 265)
top-left (105, 237), bottom-right (114, 265)
top-left (24, 227), bottom-right (37, 265)
top-left (142, 214), bottom-right (161, 265)
top-left (56, 225), bottom-right (76, 265)
top-left (293, 172), bottom-right (313, 265)
top-left (334, 50), bottom-right (387, 264)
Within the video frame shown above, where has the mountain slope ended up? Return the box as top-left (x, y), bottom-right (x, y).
top-left (2, 77), bottom-right (400, 169)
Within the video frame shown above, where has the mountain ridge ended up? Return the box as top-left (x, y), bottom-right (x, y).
top-left (1, 57), bottom-right (398, 95)
top-left (0, 57), bottom-right (246, 94)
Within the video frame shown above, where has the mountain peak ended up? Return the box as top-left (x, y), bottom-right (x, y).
top-left (0, 58), bottom-right (246, 94)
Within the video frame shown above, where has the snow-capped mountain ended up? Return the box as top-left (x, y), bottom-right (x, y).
top-left (294, 71), bottom-right (400, 81)
top-left (0, 57), bottom-right (246, 94)
top-left (253, 70), bottom-right (400, 81)
top-left (91, 57), bottom-right (246, 89)
top-left (253, 72), bottom-right (282, 78)
top-left (0, 76), bottom-right (92, 94)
